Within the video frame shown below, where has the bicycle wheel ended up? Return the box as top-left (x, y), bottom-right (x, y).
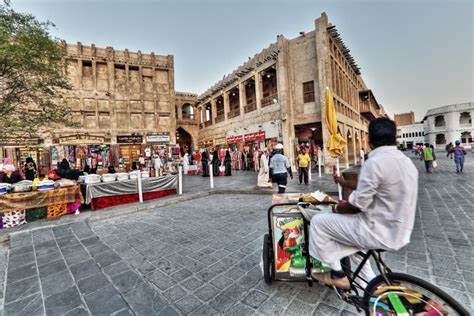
top-left (363, 272), bottom-right (469, 315)
top-left (262, 234), bottom-right (275, 284)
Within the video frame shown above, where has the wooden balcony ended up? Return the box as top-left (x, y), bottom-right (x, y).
top-left (261, 92), bottom-right (278, 108)
top-left (204, 120), bottom-right (212, 127)
top-left (227, 108), bottom-right (240, 119)
top-left (176, 118), bottom-right (197, 126)
top-left (215, 114), bottom-right (225, 123)
top-left (244, 102), bottom-right (256, 113)
top-left (359, 90), bottom-right (380, 122)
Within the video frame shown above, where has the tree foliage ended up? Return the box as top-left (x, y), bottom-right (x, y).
top-left (0, 0), bottom-right (75, 142)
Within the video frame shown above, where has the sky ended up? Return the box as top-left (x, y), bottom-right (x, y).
top-left (10, 0), bottom-right (474, 120)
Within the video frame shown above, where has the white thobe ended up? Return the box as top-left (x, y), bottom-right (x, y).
top-left (309, 146), bottom-right (418, 278)
top-left (183, 154), bottom-right (189, 174)
top-left (257, 154), bottom-right (272, 188)
top-left (360, 149), bottom-right (365, 166)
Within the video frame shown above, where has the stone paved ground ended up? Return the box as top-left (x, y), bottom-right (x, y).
top-left (1, 152), bottom-right (473, 315)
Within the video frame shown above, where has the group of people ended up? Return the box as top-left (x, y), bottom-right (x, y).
top-left (198, 149), bottom-right (232, 177)
top-left (416, 141), bottom-right (467, 174)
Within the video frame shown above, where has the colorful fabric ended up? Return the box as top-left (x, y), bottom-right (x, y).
top-left (25, 207), bottom-right (48, 222)
top-left (0, 186), bottom-right (83, 213)
top-left (90, 189), bottom-right (176, 210)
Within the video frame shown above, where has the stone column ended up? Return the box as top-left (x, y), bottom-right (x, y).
top-left (239, 82), bottom-right (245, 116)
top-left (223, 92), bottom-right (229, 121)
top-left (211, 99), bottom-right (217, 124)
top-left (177, 104), bottom-right (183, 120)
top-left (255, 72), bottom-right (262, 111)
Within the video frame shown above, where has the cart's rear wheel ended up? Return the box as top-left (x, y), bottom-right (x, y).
top-left (263, 233), bottom-right (274, 284)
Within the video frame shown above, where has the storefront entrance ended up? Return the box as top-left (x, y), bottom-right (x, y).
top-left (176, 127), bottom-right (192, 156)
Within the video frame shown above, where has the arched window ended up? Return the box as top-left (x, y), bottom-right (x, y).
top-left (435, 134), bottom-right (446, 145)
top-left (461, 132), bottom-right (472, 144)
top-left (181, 103), bottom-right (194, 120)
top-left (459, 112), bottom-right (471, 126)
top-left (434, 115), bottom-right (445, 127)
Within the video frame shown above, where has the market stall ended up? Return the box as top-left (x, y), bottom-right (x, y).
top-left (0, 185), bottom-right (83, 229)
top-left (82, 175), bottom-right (177, 210)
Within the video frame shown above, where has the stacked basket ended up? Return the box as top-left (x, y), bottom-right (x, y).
top-left (2, 210), bottom-right (27, 228)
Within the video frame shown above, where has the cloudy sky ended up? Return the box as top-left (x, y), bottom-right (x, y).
top-left (11, 0), bottom-right (473, 120)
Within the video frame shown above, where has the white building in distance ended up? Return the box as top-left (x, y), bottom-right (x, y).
top-left (397, 123), bottom-right (425, 149)
top-left (422, 102), bottom-right (473, 149)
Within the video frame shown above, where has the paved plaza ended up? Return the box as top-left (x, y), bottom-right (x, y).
top-left (0, 152), bottom-right (473, 315)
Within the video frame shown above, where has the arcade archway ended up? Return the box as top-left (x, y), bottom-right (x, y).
top-left (176, 127), bottom-right (193, 156)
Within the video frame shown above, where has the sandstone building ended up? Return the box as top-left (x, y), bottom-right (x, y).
top-left (394, 111), bottom-right (416, 127)
top-left (195, 13), bottom-right (386, 170)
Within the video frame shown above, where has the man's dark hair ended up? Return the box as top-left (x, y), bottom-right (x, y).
top-left (368, 117), bottom-right (397, 148)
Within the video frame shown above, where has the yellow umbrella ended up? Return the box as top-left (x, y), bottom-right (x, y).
top-left (325, 87), bottom-right (346, 200)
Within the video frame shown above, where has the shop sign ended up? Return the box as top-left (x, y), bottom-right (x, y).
top-left (59, 134), bottom-right (105, 144)
top-left (227, 132), bottom-right (265, 144)
top-left (0, 138), bottom-right (41, 146)
top-left (214, 137), bottom-right (226, 145)
top-left (146, 133), bottom-right (170, 143)
top-left (244, 131), bottom-right (265, 142)
top-left (117, 135), bottom-right (143, 144)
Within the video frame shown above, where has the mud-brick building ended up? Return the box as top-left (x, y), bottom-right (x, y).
top-left (195, 13), bottom-right (386, 171)
top-left (0, 42), bottom-right (178, 172)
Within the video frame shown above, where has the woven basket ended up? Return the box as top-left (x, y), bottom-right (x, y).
top-left (47, 203), bottom-right (67, 219)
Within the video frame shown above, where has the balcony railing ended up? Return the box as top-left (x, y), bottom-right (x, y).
top-left (261, 92), bottom-right (278, 107)
top-left (244, 102), bottom-right (256, 113)
top-left (227, 108), bottom-right (240, 119)
top-left (460, 123), bottom-right (472, 128)
top-left (204, 120), bottom-right (212, 127)
top-left (177, 118), bottom-right (197, 126)
top-left (181, 114), bottom-right (194, 120)
top-left (215, 114), bottom-right (225, 123)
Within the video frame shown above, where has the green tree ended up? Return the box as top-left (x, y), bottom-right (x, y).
top-left (0, 0), bottom-right (74, 142)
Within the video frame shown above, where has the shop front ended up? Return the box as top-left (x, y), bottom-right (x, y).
top-left (53, 134), bottom-right (111, 172)
top-left (117, 135), bottom-right (144, 171)
top-left (0, 138), bottom-right (49, 177)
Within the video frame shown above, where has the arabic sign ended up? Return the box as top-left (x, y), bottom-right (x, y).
top-left (117, 135), bottom-right (143, 144)
top-left (146, 133), bottom-right (170, 143)
top-left (227, 131), bottom-right (265, 144)
top-left (59, 134), bottom-right (105, 144)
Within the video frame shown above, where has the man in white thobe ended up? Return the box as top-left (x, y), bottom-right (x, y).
top-left (309, 118), bottom-right (418, 289)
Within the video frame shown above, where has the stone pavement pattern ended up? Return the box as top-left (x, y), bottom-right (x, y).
top-left (0, 152), bottom-right (473, 315)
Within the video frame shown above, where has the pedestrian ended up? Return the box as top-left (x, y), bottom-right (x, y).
top-left (449, 140), bottom-right (466, 173)
top-left (201, 151), bottom-right (209, 177)
top-left (446, 142), bottom-right (453, 159)
top-left (183, 152), bottom-right (190, 175)
top-left (1, 164), bottom-right (22, 184)
top-left (421, 143), bottom-right (434, 173)
top-left (269, 143), bottom-right (293, 193)
top-left (256, 149), bottom-right (273, 189)
top-left (153, 155), bottom-right (163, 177)
top-left (224, 150), bottom-right (232, 176)
top-left (430, 144), bottom-right (437, 170)
top-left (359, 148), bottom-right (365, 166)
top-left (23, 157), bottom-right (37, 181)
top-left (211, 149), bottom-right (219, 176)
top-left (296, 147), bottom-right (310, 185)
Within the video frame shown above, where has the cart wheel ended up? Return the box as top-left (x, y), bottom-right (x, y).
top-left (263, 233), bottom-right (274, 284)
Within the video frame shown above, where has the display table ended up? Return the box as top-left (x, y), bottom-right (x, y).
top-left (0, 186), bottom-right (84, 229)
top-left (82, 175), bottom-right (177, 210)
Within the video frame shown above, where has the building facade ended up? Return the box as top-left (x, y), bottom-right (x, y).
top-left (422, 102), bottom-right (473, 149)
top-left (397, 123), bottom-right (425, 149)
top-left (1, 42), bottom-right (178, 172)
top-left (394, 111), bottom-right (415, 127)
top-left (195, 13), bottom-right (385, 171)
